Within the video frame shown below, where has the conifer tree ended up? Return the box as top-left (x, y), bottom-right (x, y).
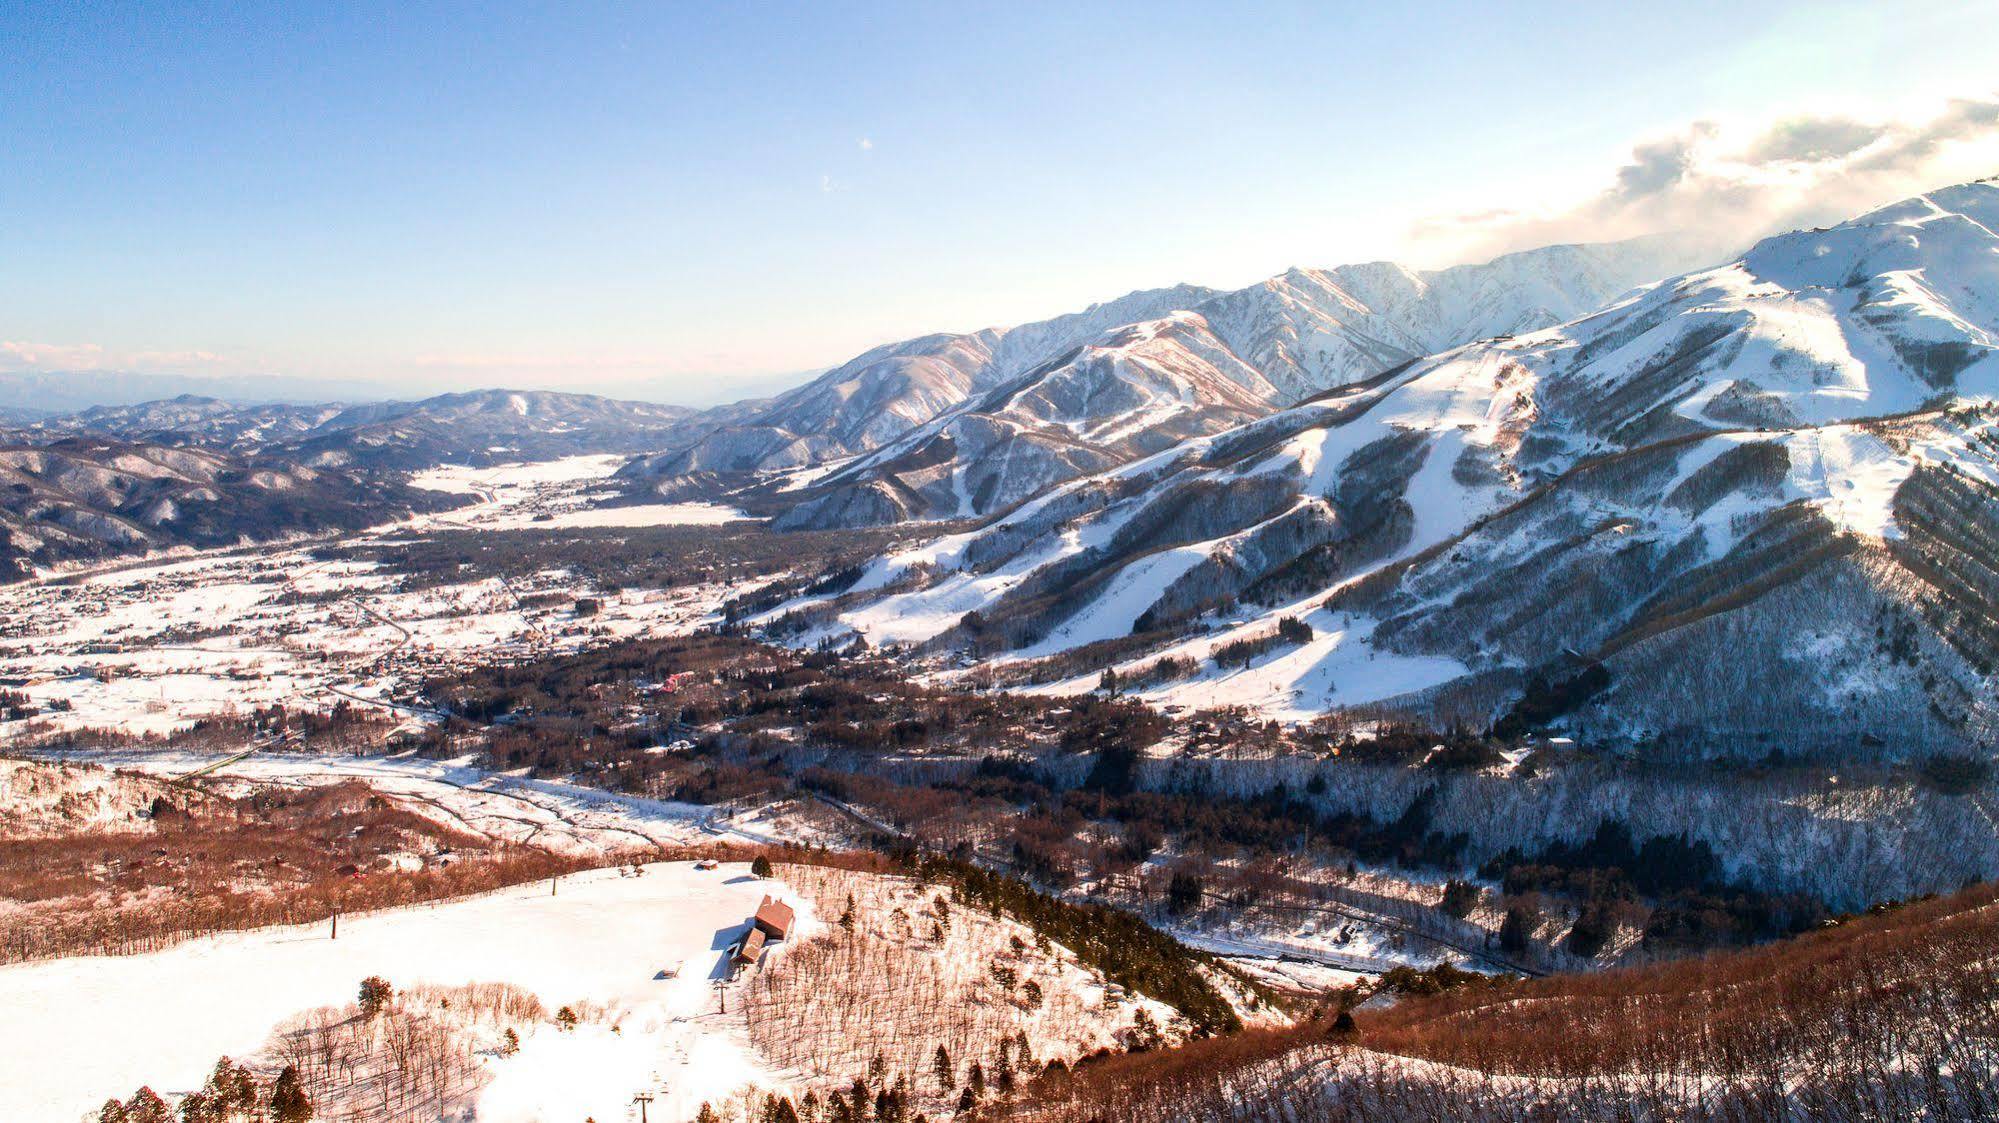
top-left (175, 1090), bottom-right (212, 1123)
top-left (357, 976), bottom-right (393, 1019)
top-left (270, 1064), bottom-right (314, 1123)
top-left (123, 1088), bottom-right (172, 1123)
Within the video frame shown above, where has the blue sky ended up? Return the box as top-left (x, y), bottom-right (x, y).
top-left (3, 1), bottom-right (1997, 402)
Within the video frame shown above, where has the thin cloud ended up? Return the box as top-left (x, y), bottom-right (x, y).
top-left (1743, 116), bottom-right (1882, 163)
top-left (1416, 94), bottom-right (1999, 262)
top-left (858, 136), bottom-right (873, 151)
top-left (0, 340), bottom-right (231, 374)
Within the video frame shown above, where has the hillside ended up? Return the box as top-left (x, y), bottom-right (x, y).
top-left (0, 436), bottom-right (459, 580)
top-left (1011, 879), bottom-right (1999, 1121)
top-left (274, 388), bottom-right (698, 469)
top-left (768, 183), bottom-right (1999, 759)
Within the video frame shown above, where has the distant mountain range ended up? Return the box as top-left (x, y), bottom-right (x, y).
top-left (25, 389), bottom-right (699, 470)
top-left (15, 183), bottom-right (1999, 753)
top-left (768, 182), bottom-right (1999, 759)
top-left (15, 236), bottom-right (1714, 491)
top-left (0, 372), bottom-right (395, 415)
top-left (621, 235), bottom-right (1717, 528)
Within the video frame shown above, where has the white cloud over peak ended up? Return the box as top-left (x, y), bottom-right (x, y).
top-left (1413, 94), bottom-right (1999, 262)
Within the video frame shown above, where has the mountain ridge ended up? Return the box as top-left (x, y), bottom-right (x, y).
top-left (655, 234), bottom-right (1716, 530)
top-left (759, 182), bottom-right (1999, 759)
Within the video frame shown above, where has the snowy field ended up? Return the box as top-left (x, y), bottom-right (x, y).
top-left (0, 456), bottom-right (745, 740)
top-left (0, 860), bottom-right (817, 1123)
top-left (410, 457), bottom-right (749, 531)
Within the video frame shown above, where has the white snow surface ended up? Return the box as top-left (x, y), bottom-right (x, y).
top-left (0, 861), bottom-right (816, 1123)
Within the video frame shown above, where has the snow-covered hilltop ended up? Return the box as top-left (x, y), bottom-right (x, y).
top-left (621, 285), bottom-right (1219, 479)
top-left (625, 236), bottom-right (1711, 526)
top-left (771, 182), bottom-right (1999, 758)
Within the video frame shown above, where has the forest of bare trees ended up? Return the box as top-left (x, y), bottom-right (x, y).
top-left (1007, 881), bottom-right (1999, 1121)
top-left (741, 864), bottom-right (1171, 1118)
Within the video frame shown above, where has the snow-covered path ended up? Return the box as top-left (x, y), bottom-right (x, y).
top-left (0, 861), bottom-right (815, 1122)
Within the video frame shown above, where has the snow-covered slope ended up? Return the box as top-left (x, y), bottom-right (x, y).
top-left (623, 285), bottom-right (1218, 479)
top-left (757, 236), bottom-right (1711, 529)
top-left (775, 183), bottom-right (1999, 758)
top-left (0, 862), bottom-right (809, 1123)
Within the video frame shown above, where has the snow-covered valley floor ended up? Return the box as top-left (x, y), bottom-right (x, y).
top-left (0, 455), bottom-right (747, 741)
top-left (0, 860), bottom-right (816, 1123)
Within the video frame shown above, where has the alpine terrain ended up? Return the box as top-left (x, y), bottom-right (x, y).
top-left (771, 183), bottom-right (1999, 759)
top-left (624, 236), bottom-right (1714, 528)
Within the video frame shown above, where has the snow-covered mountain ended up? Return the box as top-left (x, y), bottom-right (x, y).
top-left (620, 285), bottom-right (1219, 480)
top-left (769, 183), bottom-right (1999, 758)
top-left (692, 236), bottom-right (1712, 530)
top-left (30, 395), bottom-right (346, 446)
top-left (29, 390), bottom-right (700, 471)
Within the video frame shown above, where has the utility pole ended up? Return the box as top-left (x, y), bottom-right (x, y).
top-left (331, 904), bottom-right (339, 940)
top-left (632, 1092), bottom-right (654, 1122)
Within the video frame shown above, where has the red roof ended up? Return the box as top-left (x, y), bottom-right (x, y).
top-left (753, 895), bottom-right (795, 939)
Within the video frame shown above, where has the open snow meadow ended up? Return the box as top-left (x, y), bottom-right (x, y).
top-left (0, 861), bottom-right (815, 1122)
